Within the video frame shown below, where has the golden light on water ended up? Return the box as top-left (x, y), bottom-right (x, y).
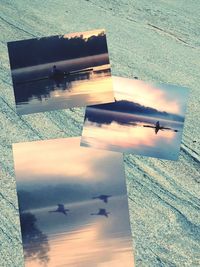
top-left (25, 221), bottom-right (134, 267)
top-left (82, 120), bottom-right (176, 151)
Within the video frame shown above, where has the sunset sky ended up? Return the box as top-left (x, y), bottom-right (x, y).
top-left (63, 29), bottom-right (105, 40)
top-left (13, 137), bottom-right (124, 184)
top-left (14, 138), bottom-right (134, 267)
top-left (113, 76), bottom-right (189, 116)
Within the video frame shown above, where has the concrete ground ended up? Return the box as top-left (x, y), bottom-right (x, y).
top-left (0, 1), bottom-right (199, 266)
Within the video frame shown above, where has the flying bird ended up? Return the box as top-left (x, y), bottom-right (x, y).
top-left (143, 121), bottom-right (178, 135)
top-left (92, 195), bottom-right (112, 203)
top-left (49, 204), bottom-right (70, 216)
top-left (91, 208), bottom-right (110, 218)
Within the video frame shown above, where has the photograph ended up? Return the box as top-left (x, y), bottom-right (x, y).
top-left (13, 137), bottom-right (134, 267)
top-left (81, 76), bottom-right (189, 160)
top-left (7, 29), bottom-right (114, 115)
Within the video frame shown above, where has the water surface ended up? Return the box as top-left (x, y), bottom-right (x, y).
top-left (12, 55), bottom-right (114, 114)
top-left (81, 111), bottom-right (184, 160)
top-left (23, 196), bottom-right (134, 267)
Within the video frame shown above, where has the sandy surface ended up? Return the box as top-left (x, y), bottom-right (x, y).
top-left (0, 0), bottom-right (199, 266)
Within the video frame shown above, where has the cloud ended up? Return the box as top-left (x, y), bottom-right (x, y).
top-left (113, 76), bottom-right (184, 115)
top-left (13, 137), bottom-right (123, 184)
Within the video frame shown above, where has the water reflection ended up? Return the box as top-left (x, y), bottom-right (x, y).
top-left (24, 196), bottom-right (134, 267)
top-left (81, 111), bottom-right (183, 160)
top-left (46, 223), bottom-right (133, 267)
top-left (15, 70), bottom-right (93, 103)
top-left (14, 64), bottom-right (113, 115)
top-left (20, 212), bottom-right (50, 266)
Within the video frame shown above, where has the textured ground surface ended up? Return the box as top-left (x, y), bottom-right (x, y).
top-left (0, 0), bottom-right (200, 266)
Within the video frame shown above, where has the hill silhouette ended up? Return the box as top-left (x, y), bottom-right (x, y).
top-left (86, 100), bottom-right (184, 122)
top-left (8, 31), bottom-right (108, 69)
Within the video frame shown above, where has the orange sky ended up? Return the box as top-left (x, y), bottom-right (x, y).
top-left (113, 76), bottom-right (181, 114)
top-left (12, 137), bottom-right (122, 182)
top-left (63, 29), bottom-right (105, 40)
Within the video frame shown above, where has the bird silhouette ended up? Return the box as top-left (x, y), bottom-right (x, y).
top-left (91, 208), bottom-right (110, 218)
top-left (92, 195), bottom-right (112, 203)
top-left (48, 204), bottom-right (69, 216)
top-left (143, 121), bottom-right (178, 135)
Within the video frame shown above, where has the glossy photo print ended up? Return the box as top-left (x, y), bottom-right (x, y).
top-left (13, 137), bottom-right (134, 267)
top-left (7, 29), bottom-right (114, 115)
top-left (81, 76), bottom-right (189, 160)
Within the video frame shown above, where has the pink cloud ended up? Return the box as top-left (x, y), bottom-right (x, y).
top-left (113, 77), bottom-right (180, 114)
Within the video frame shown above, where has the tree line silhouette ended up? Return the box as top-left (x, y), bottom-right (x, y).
top-left (20, 212), bottom-right (49, 266)
top-left (86, 100), bottom-right (184, 122)
top-left (8, 32), bottom-right (108, 69)
top-left (19, 194), bottom-right (113, 265)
